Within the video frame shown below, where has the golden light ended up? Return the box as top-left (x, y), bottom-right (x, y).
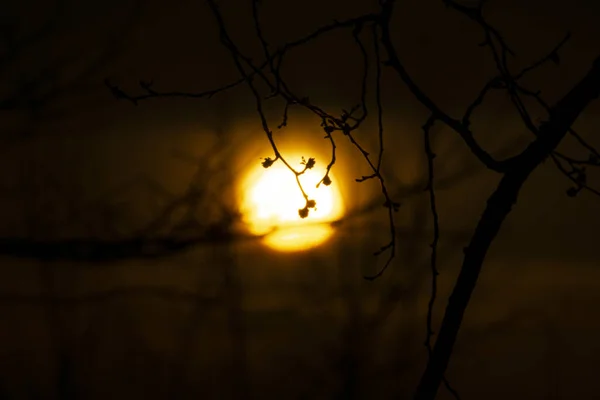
top-left (240, 154), bottom-right (345, 252)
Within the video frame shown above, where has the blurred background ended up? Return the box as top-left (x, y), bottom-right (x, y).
top-left (0, 0), bottom-right (599, 398)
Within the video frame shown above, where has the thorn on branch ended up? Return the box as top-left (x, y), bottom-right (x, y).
top-left (373, 241), bottom-right (393, 256)
top-left (513, 32), bottom-right (571, 80)
top-left (105, 79), bottom-right (138, 105)
top-left (278, 101), bottom-right (291, 129)
top-left (356, 173), bottom-right (377, 182)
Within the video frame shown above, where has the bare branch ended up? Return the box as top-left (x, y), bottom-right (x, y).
top-left (378, 0), bottom-right (512, 173)
top-left (513, 32), bottom-right (571, 81)
top-left (102, 2), bottom-right (600, 399)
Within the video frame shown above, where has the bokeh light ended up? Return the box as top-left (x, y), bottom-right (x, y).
top-left (240, 154), bottom-right (345, 252)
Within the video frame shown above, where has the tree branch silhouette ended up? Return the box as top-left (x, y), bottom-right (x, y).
top-left (0, 138), bottom-right (266, 262)
top-left (1, 0), bottom-right (143, 139)
top-left (105, 0), bottom-right (600, 398)
top-left (106, 0), bottom-right (401, 277)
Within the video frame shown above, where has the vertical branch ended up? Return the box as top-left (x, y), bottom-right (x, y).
top-left (423, 116), bottom-right (461, 399)
top-left (422, 116), bottom-right (438, 357)
top-left (372, 25), bottom-right (385, 175)
top-left (414, 56), bottom-right (600, 400)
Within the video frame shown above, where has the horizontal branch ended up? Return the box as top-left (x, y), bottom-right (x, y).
top-left (105, 13), bottom-right (378, 106)
top-left (0, 232), bottom-right (260, 263)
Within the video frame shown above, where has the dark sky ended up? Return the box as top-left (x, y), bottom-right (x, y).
top-left (0, 0), bottom-right (599, 399)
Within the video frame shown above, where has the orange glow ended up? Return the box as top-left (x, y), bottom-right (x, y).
top-left (239, 154), bottom-right (344, 252)
top-left (263, 225), bottom-right (334, 252)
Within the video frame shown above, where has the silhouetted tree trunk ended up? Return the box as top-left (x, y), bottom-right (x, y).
top-left (413, 55), bottom-right (600, 400)
top-left (103, 1), bottom-right (600, 398)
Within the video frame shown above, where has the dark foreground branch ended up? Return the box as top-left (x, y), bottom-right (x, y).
top-left (413, 54), bottom-right (600, 400)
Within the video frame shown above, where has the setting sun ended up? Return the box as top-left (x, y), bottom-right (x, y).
top-left (240, 155), bottom-right (345, 252)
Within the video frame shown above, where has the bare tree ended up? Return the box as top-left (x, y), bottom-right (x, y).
top-left (106, 0), bottom-right (600, 398)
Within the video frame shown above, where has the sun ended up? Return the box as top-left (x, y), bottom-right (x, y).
top-left (240, 155), bottom-right (344, 252)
